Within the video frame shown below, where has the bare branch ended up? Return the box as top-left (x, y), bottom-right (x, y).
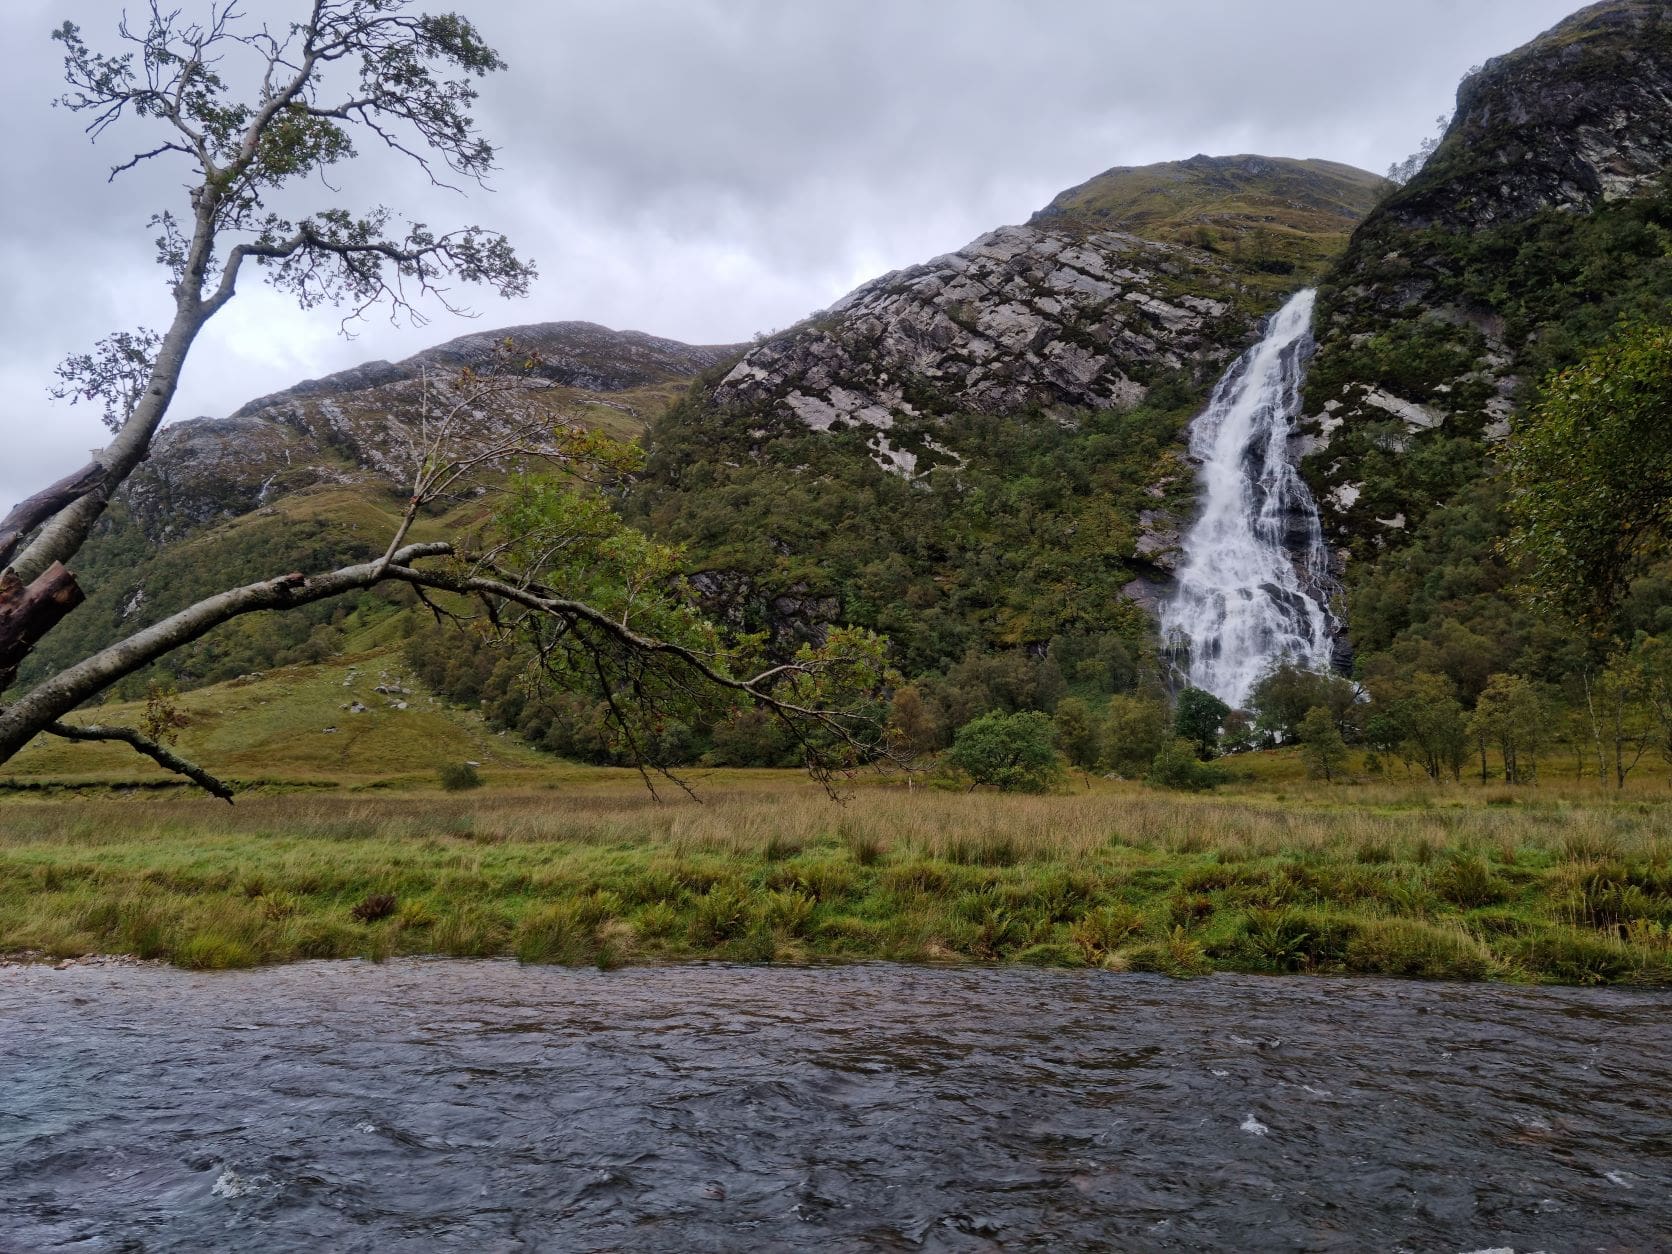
top-left (44, 720), bottom-right (236, 803)
top-left (0, 564), bottom-right (87, 694)
top-left (0, 542), bottom-right (448, 762)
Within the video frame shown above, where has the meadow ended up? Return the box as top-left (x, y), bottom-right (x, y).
top-left (3, 767), bottom-right (1669, 985)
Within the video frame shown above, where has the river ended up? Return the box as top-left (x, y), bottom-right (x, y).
top-left (2, 960), bottom-right (1668, 1250)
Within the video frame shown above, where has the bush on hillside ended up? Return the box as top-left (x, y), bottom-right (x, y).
top-left (1147, 738), bottom-right (1223, 792)
top-left (439, 762), bottom-right (483, 792)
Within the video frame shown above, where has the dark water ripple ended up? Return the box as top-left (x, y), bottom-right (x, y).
top-left (0, 961), bottom-right (1668, 1251)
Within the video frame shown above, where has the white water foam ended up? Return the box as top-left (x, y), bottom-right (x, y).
top-left (1160, 289), bottom-right (1336, 708)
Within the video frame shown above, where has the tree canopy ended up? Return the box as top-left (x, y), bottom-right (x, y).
top-left (1507, 319), bottom-right (1672, 637)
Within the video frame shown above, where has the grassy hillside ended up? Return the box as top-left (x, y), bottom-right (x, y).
top-left (2, 652), bottom-right (551, 790)
top-left (1034, 155), bottom-right (1389, 292)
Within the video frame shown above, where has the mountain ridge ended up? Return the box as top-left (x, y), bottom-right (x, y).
top-left (703, 154), bottom-right (1385, 475)
top-left (122, 321), bottom-right (742, 543)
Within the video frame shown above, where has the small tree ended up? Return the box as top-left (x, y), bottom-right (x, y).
top-left (887, 684), bottom-right (947, 763)
top-left (1369, 671), bottom-right (1467, 782)
top-left (1629, 633), bottom-right (1672, 776)
top-left (947, 711), bottom-right (1062, 793)
top-left (1052, 696), bottom-right (1101, 771)
top-left (1298, 706), bottom-right (1349, 783)
top-left (1250, 661), bottom-right (1359, 744)
top-left (1507, 319), bottom-right (1672, 635)
top-left (1147, 738), bottom-right (1220, 792)
top-left (1585, 655), bottom-right (1654, 789)
top-left (1174, 687), bottom-right (1230, 760)
top-left (1102, 693), bottom-right (1169, 777)
top-left (1467, 673), bottom-right (1546, 784)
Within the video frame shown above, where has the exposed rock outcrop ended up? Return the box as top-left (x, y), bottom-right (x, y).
top-left (1300, 0), bottom-right (1672, 550)
top-left (708, 157), bottom-right (1387, 473)
top-left (122, 323), bottom-right (740, 540)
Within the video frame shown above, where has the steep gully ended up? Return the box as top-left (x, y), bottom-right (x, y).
top-left (1160, 288), bottom-right (1337, 707)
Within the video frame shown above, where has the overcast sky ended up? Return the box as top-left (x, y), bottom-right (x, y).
top-left (0, 0), bottom-right (1584, 513)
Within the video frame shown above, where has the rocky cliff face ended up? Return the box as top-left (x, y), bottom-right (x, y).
top-left (707, 156), bottom-right (1386, 474)
top-left (123, 323), bottom-right (739, 540)
top-left (1383, 1), bottom-right (1672, 233)
top-left (1300, 0), bottom-right (1672, 554)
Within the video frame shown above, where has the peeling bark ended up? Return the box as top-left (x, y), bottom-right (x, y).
top-left (0, 563), bottom-right (86, 692)
top-left (0, 462), bottom-right (107, 571)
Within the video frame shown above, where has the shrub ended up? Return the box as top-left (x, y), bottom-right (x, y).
top-left (1236, 908), bottom-right (1359, 971)
top-left (687, 885), bottom-right (750, 947)
top-left (768, 859), bottom-right (857, 903)
top-left (947, 711), bottom-right (1063, 793)
top-left (757, 889), bottom-right (817, 938)
top-left (950, 894), bottom-right (1026, 960)
top-left (1147, 739), bottom-right (1222, 791)
top-left (1070, 905), bottom-right (1147, 961)
top-left (438, 762), bottom-right (483, 792)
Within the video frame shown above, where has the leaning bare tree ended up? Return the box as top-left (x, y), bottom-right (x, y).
top-left (0, 1), bottom-right (888, 798)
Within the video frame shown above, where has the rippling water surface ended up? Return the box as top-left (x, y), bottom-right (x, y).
top-left (2, 961), bottom-right (1669, 1251)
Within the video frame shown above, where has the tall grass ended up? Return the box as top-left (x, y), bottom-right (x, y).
top-left (0, 783), bottom-right (1667, 984)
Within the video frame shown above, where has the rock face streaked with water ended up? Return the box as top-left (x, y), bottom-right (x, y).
top-left (1161, 288), bottom-right (1336, 707)
top-left (2, 960), bottom-right (1669, 1250)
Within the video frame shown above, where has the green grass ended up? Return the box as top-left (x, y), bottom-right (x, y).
top-left (1, 784), bottom-right (1667, 984)
top-left (1036, 155), bottom-right (1390, 296)
top-left (2, 653), bottom-right (554, 790)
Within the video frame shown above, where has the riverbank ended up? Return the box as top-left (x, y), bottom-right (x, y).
top-left (3, 781), bottom-right (1669, 984)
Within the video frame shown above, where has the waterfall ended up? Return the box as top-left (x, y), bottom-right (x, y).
top-left (1159, 288), bottom-right (1336, 709)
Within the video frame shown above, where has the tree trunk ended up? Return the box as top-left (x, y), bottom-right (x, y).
top-left (0, 563), bottom-right (85, 691)
top-left (1583, 671), bottom-right (1606, 784)
top-left (0, 464), bottom-right (106, 570)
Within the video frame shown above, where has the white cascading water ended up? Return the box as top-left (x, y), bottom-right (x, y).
top-left (1159, 288), bottom-right (1335, 709)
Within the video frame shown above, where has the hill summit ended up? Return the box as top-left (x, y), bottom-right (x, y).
top-left (707, 155), bottom-right (1385, 474)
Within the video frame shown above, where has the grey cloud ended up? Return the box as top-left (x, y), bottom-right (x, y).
top-left (1, 0), bottom-right (1584, 512)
